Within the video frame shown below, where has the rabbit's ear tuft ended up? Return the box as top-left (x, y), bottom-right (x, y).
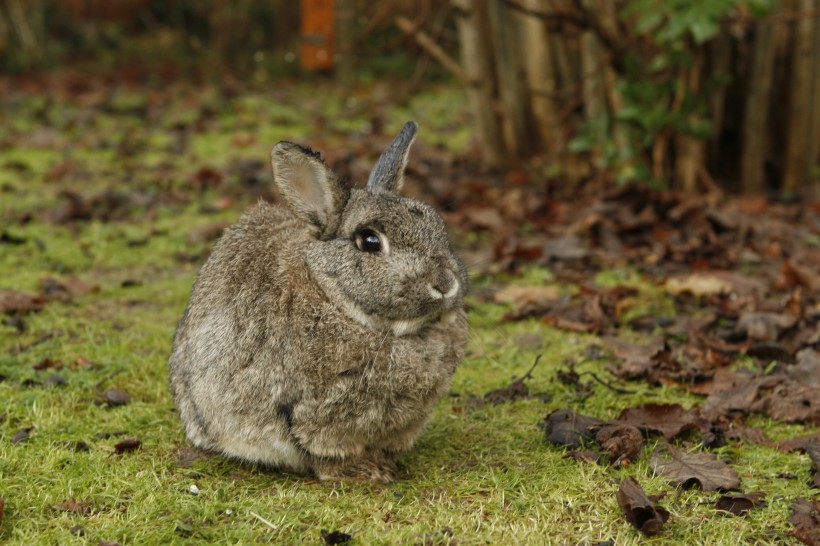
top-left (271, 142), bottom-right (348, 233)
top-left (367, 121), bottom-right (418, 193)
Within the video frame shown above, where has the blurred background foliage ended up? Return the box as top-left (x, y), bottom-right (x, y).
top-left (0, 0), bottom-right (817, 195)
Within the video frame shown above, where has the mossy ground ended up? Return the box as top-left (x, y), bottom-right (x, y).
top-left (0, 79), bottom-right (816, 545)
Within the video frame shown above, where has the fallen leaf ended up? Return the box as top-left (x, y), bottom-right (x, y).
top-left (788, 348), bottom-right (820, 386)
top-left (735, 312), bottom-right (798, 342)
top-left (483, 357), bottom-right (541, 405)
top-left (52, 499), bottom-right (92, 515)
top-left (616, 403), bottom-right (701, 440)
top-left (97, 388), bottom-right (132, 407)
top-left (44, 374), bottom-right (67, 387)
top-left (780, 259), bottom-right (820, 292)
top-left (540, 410), bottom-right (604, 448)
top-left (650, 444), bottom-right (740, 491)
top-left (0, 496), bottom-right (4, 522)
top-left (461, 207), bottom-right (505, 231)
top-left (807, 441), bottom-right (820, 488)
top-left (40, 276), bottom-right (99, 301)
top-left (701, 375), bottom-right (779, 420)
top-left (714, 493), bottom-right (766, 516)
top-left (604, 336), bottom-right (666, 379)
top-left (320, 529), bottom-right (353, 545)
top-left (791, 498), bottom-right (820, 546)
top-left (616, 477), bottom-right (670, 536)
top-left (542, 235), bottom-right (589, 261)
top-left (493, 285), bottom-right (560, 306)
top-left (63, 440), bottom-right (91, 452)
top-left (595, 423), bottom-right (643, 465)
top-left (753, 382), bottom-right (820, 424)
top-left (114, 438), bottom-right (142, 454)
top-left (0, 290), bottom-right (45, 313)
top-left (33, 357), bottom-right (63, 371)
top-left (11, 427), bottom-right (33, 444)
top-left (188, 166), bottom-right (223, 191)
top-left (665, 274), bottom-right (733, 297)
top-left (564, 450), bottom-right (602, 464)
top-left (778, 433), bottom-right (820, 453)
top-left (747, 342), bottom-right (793, 364)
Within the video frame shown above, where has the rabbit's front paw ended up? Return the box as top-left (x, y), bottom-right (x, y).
top-left (313, 451), bottom-right (397, 483)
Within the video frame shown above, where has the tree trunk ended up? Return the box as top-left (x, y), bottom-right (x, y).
top-left (580, 29), bottom-right (606, 166)
top-left (809, 0), bottom-right (820, 196)
top-left (488, 0), bottom-right (533, 157)
top-left (520, 0), bottom-right (562, 155)
top-left (335, 0), bottom-right (355, 87)
top-left (782, 0), bottom-right (815, 192)
top-left (674, 52), bottom-right (706, 192)
top-left (453, 0), bottom-right (506, 168)
top-left (741, 14), bottom-right (778, 194)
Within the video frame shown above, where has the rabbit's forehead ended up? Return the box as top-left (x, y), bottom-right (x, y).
top-left (341, 191), bottom-right (447, 240)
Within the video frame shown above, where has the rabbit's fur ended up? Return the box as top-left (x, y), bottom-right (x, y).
top-left (169, 122), bottom-right (467, 481)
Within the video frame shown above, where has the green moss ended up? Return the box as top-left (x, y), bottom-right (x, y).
top-left (0, 82), bottom-right (815, 545)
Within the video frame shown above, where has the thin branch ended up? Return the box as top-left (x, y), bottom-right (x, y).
top-left (395, 15), bottom-right (469, 83)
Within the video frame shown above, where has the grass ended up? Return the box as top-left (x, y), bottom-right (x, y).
top-left (0, 77), bottom-right (817, 545)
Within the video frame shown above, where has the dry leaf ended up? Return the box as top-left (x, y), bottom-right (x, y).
top-left (11, 427), bottom-right (33, 444)
top-left (540, 410), bottom-right (603, 448)
top-left (595, 423), bottom-right (643, 465)
top-left (52, 498), bottom-right (93, 515)
top-left (616, 403), bottom-right (701, 440)
top-left (714, 493), bottom-right (765, 516)
top-left (616, 477), bottom-right (670, 536)
top-left (0, 290), bottom-right (45, 313)
top-left (791, 498), bottom-right (820, 546)
top-left (114, 438), bottom-right (142, 454)
top-left (493, 285), bottom-right (560, 306)
top-left (97, 388), bottom-right (132, 407)
top-left (735, 312), bottom-right (798, 342)
top-left (650, 444), bottom-right (740, 491)
top-left (320, 529), bottom-right (353, 545)
top-left (665, 274), bottom-right (733, 297)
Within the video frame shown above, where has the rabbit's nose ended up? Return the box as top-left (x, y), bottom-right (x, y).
top-left (428, 270), bottom-right (459, 300)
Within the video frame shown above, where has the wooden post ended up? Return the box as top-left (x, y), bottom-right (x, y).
top-left (741, 15), bottom-right (779, 194)
top-left (782, 0), bottom-right (815, 192)
top-left (520, 0), bottom-right (563, 156)
top-left (488, 0), bottom-right (533, 157)
top-left (335, 0), bottom-right (355, 86)
top-left (674, 53), bottom-right (706, 192)
top-left (300, 0), bottom-right (335, 71)
top-left (453, 0), bottom-right (506, 168)
top-left (808, 0), bottom-right (820, 196)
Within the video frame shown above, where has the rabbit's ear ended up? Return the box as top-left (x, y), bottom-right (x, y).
top-left (271, 143), bottom-right (348, 232)
top-left (367, 121), bottom-right (418, 193)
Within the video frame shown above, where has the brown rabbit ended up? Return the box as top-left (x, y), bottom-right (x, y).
top-left (168, 122), bottom-right (467, 481)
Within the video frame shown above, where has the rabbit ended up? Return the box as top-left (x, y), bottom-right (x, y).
top-left (169, 122), bottom-right (468, 482)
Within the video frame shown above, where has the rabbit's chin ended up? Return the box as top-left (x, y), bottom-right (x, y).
top-left (339, 297), bottom-right (456, 336)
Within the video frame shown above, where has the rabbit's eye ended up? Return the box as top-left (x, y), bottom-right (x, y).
top-left (355, 229), bottom-right (382, 253)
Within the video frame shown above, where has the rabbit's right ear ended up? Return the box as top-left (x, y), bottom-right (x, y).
top-left (271, 142), bottom-right (349, 234)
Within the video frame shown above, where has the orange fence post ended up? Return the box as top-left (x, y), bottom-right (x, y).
top-left (300, 0), bottom-right (335, 71)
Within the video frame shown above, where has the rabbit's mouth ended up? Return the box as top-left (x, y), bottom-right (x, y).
top-left (337, 297), bottom-right (453, 337)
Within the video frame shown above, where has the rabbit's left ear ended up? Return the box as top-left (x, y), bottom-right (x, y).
top-left (367, 121), bottom-right (418, 193)
top-left (270, 143), bottom-right (349, 234)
